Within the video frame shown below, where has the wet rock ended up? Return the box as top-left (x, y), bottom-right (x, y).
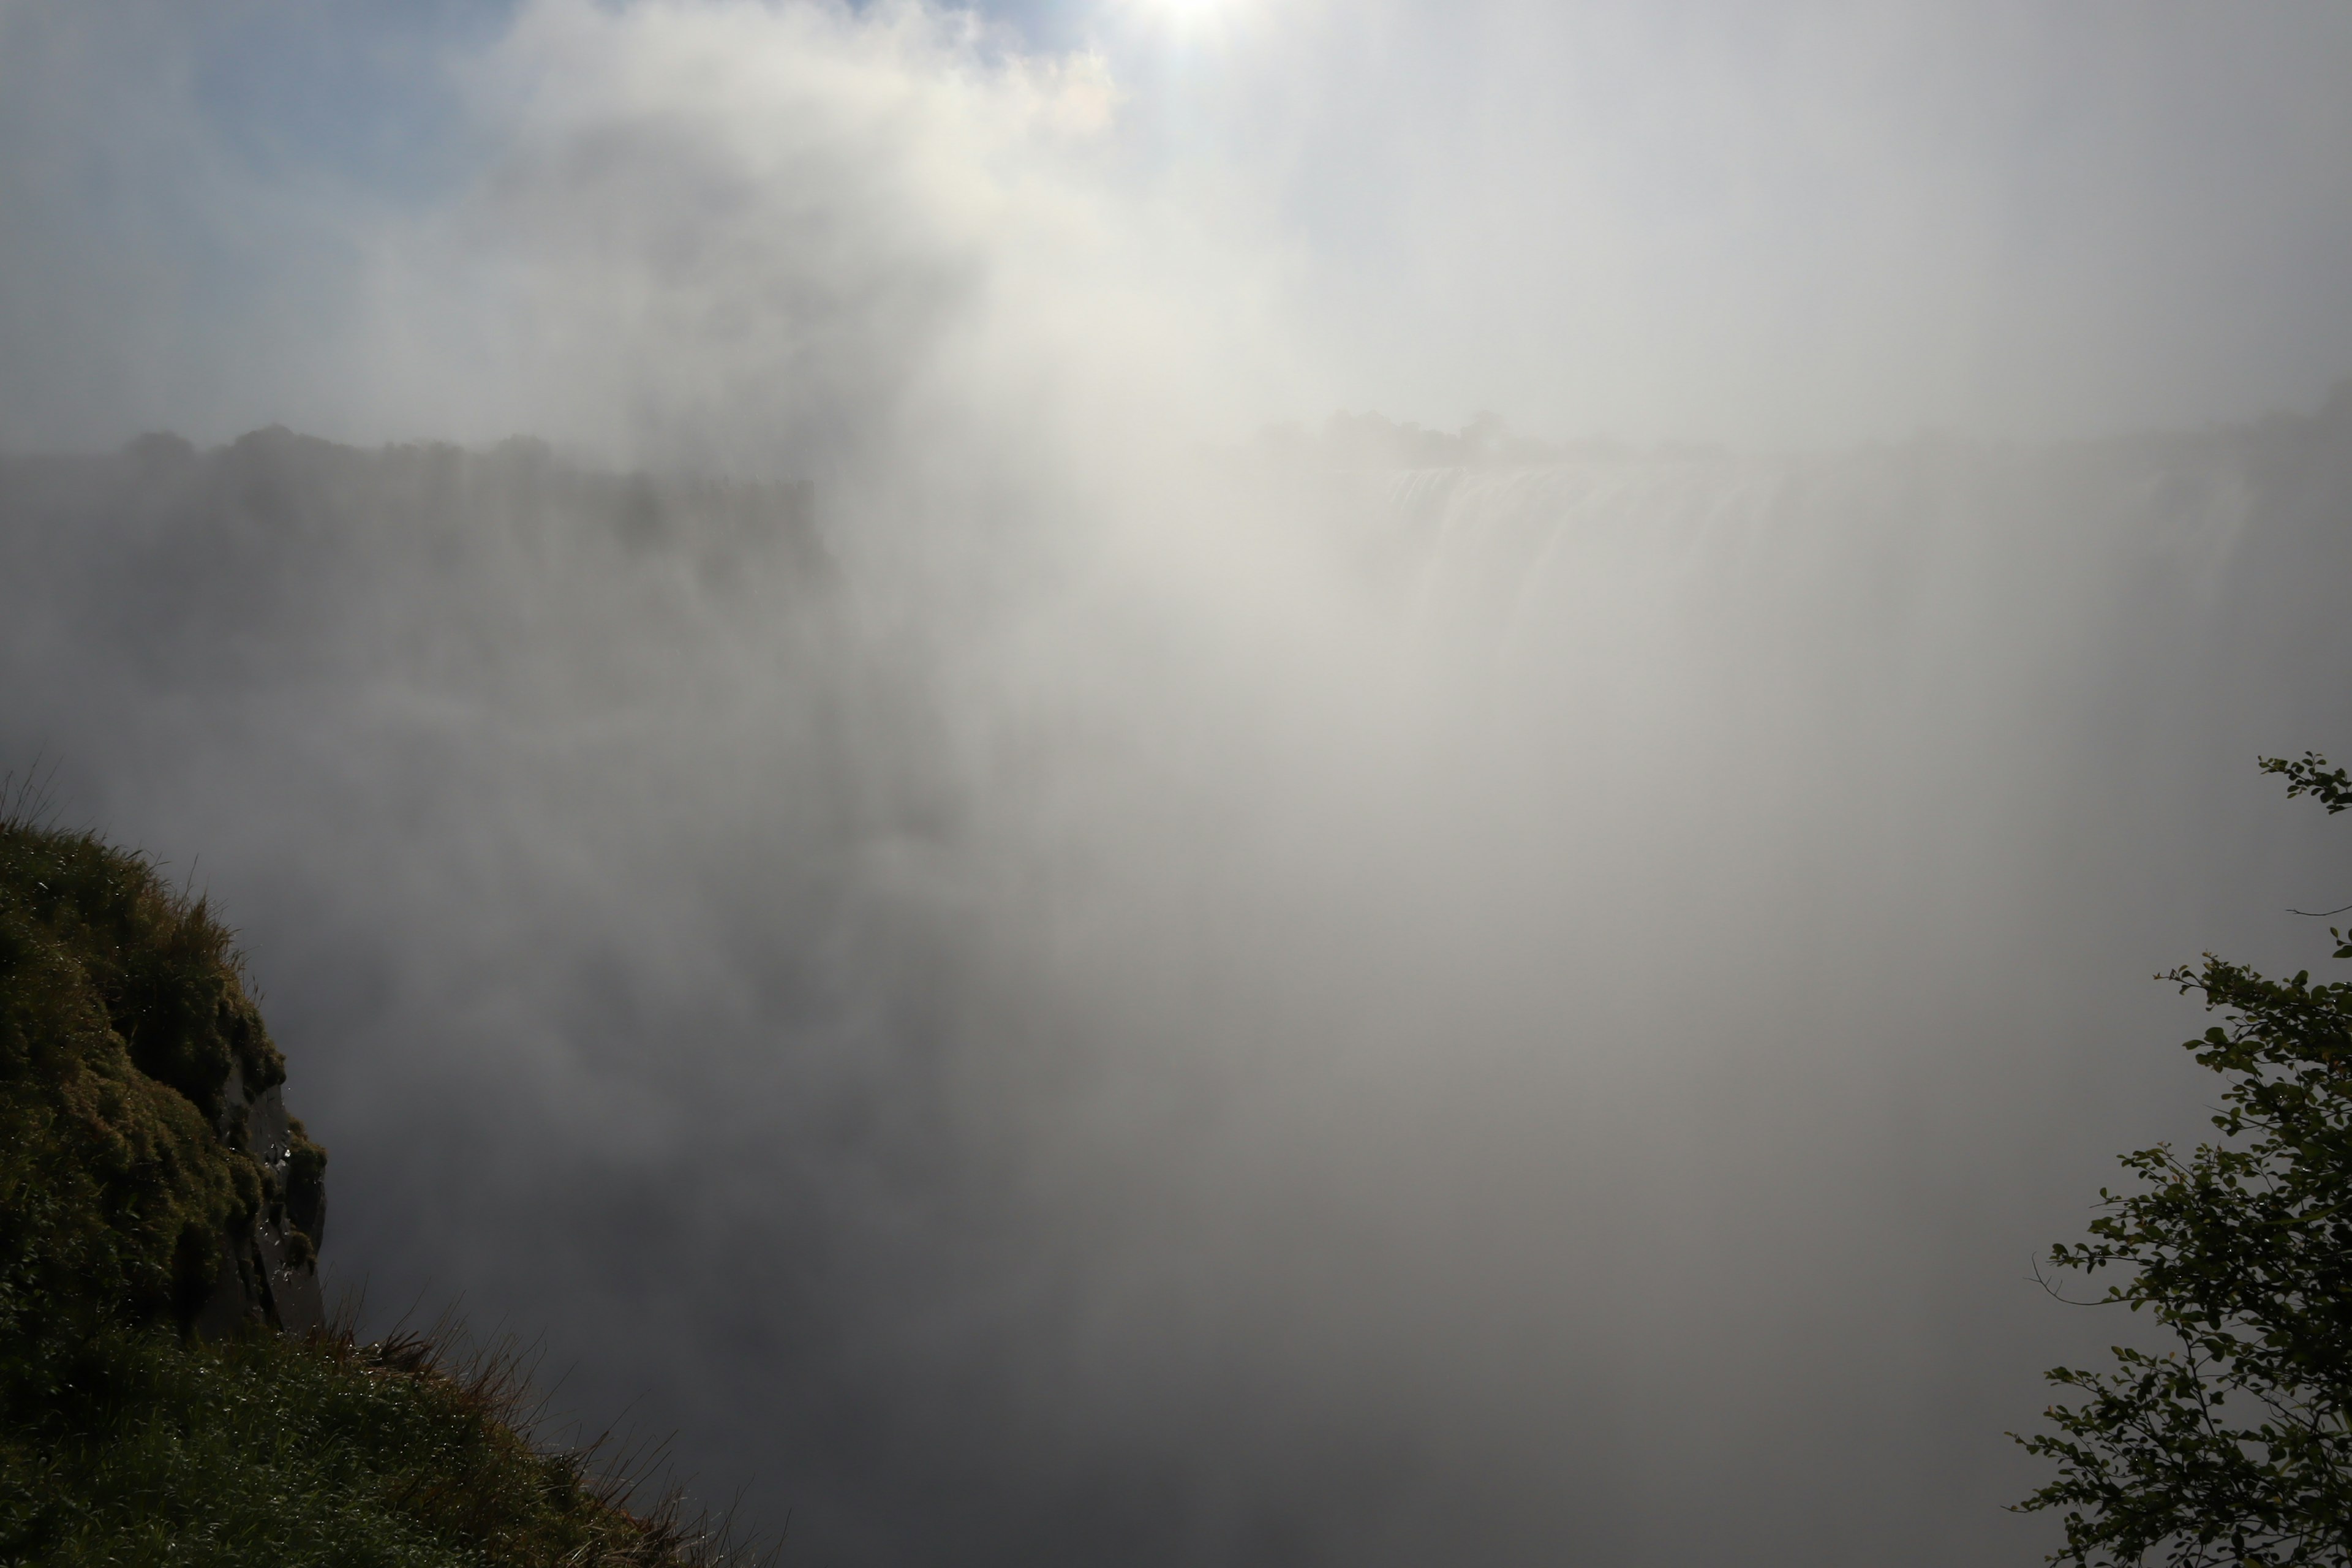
top-left (191, 1062), bottom-right (327, 1338)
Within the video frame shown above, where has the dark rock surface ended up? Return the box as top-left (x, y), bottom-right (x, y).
top-left (192, 1062), bottom-right (327, 1339)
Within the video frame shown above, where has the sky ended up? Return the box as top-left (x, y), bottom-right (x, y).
top-left (2, 0), bottom-right (2350, 455)
top-left (6, 4), bottom-right (2352, 1566)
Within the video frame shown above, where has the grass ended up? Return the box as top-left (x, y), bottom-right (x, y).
top-left (1, 1319), bottom-right (741, 1567)
top-left (0, 794), bottom-right (758, 1566)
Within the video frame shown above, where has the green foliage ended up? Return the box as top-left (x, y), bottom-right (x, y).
top-left (2016, 756), bottom-right (2352, 1566)
top-left (2264, 753), bottom-right (2352, 816)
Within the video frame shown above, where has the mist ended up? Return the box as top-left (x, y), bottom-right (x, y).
top-left (4, 2), bottom-right (2352, 1564)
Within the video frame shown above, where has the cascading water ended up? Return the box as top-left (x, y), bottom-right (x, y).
top-left (1, 392), bottom-right (2346, 1566)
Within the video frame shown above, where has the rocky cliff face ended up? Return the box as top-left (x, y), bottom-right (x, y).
top-left (190, 1060), bottom-right (326, 1339)
top-left (0, 816), bottom-right (326, 1363)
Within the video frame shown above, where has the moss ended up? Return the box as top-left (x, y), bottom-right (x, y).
top-left (0, 823), bottom-right (284, 1120)
top-left (0, 822), bottom-right (265, 1393)
top-left (284, 1115), bottom-right (328, 1253)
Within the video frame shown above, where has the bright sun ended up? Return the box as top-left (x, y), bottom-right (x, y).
top-left (1146, 0), bottom-right (1241, 24)
top-left (1110, 0), bottom-right (1257, 49)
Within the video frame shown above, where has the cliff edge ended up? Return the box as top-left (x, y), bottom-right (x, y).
top-left (0, 815), bottom-right (737, 1566)
top-left (0, 816), bottom-right (326, 1375)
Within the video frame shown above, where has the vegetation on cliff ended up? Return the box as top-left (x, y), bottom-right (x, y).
top-left (0, 810), bottom-right (740, 1566)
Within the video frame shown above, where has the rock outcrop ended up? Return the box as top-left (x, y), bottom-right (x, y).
top-left (190, 1061), bottom-right (328, 1339)
top-left (0, 814), bottom-right (327, 1358)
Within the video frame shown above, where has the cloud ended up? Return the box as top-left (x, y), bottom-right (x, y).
top-left (0, 0), bottom-right (1298, 469)
top-left (366, 0), bottom-right (1123, 466)
top-left (6, 0), bottom-right (2350, 455)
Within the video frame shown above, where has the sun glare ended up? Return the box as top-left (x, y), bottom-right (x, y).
top-left (1137, 0), bottom-right (1243, 31)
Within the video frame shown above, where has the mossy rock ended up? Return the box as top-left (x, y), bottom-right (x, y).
top-left (0, 818), bottom-right (731, 1563)
top-left (0, 818), bottom-right (317, 1395)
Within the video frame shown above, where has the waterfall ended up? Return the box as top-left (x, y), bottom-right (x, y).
top-left (1, 393), bottom-right (2346, 1565)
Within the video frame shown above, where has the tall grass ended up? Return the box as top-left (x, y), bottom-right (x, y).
top-left (1, 1314), bottom-right (757, 1567)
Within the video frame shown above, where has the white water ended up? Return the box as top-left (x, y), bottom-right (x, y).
top-left (2, 401), bottom-right (2348, 1564)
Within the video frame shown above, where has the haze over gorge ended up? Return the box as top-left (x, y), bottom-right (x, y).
top-left (4, 2), bottom-right (2351, 1565)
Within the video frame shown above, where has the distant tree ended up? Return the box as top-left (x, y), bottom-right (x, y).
top-left (2015, 753), bottom-right (2352, 1566)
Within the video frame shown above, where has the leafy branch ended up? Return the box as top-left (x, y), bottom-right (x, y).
top-left (2015, 756), bottom-right (2352, 1567)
